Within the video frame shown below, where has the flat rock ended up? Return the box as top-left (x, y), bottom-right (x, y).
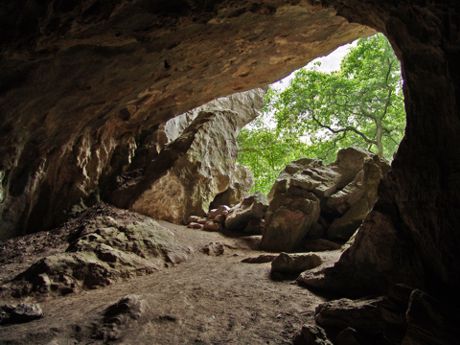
top-left (271, 253), bottom-right (322, 277)
top-left (241, 254), bottom-right (278, 264)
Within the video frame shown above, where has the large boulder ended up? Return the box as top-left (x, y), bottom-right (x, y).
top-left (113, 89), bottom-right (263, 224)
top-left (260, 148), bottom-right (389, 252)
top-left (225, 193), bottom-right (268, 234)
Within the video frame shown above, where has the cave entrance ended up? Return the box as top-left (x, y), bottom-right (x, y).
top-left (234, 33), bottom-right (406, 249)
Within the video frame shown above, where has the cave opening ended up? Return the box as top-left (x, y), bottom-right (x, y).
top-left (1, 1), bottom-right (460, 343)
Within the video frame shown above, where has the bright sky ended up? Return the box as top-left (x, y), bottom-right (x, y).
top-left (271, 40), bottom-right (358, 91)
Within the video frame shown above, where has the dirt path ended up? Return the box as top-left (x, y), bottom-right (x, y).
top-left (0, 221), bottom-right (340, 345)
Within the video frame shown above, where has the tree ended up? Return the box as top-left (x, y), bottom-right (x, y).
top-left (269, 33), bottom-right (405, 161)
top-left (238, 33), bottom-right (406, 194)
top-left (237, 127), bottom-right (308, 194)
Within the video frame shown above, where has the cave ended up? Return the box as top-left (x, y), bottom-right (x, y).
top-left (1, 0), bottom-right (459, 344)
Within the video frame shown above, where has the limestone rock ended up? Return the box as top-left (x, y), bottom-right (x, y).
top-left (0, 0), bottom-right (371, 239)
top-left (0, 303), bottom-right (43, 325)
top-left (261, 148), bottom-right (389, 252)
top-left (315, 295), bottom-right (407, 345)
top-left (298, 209), bottom-right (425, 297)
top-left (225, 193), bottom-right (268, 234)
top-left (241, 255), bottom-right (278, 264)
top-left (200, 242), bottom-right (225, 256)
top-left (261, 183), bottom-right (321, 252)
top-left (127, 89), bottom-right (263, 224)
top-left (271, 253), bottom-right (322, 277)
top-left (6, 205), bottom-right (190, 296)
top-left (93, 294), bottom-right (146, 341)
top-left (326, 155), bottom-right (389, 241)
top-left (315, 298), bottom-right (386, 334)
top-left (402, 290), bottom-right (458, 345)
top-left (293, 323), bottom-right (333, 345)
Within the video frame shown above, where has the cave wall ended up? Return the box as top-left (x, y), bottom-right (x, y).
top-left (314, 0), bottom-right (460, 297)
top-left (1, 0), bottom-right (460, 302)
top-left (0, 0), bottom-right (370, 239)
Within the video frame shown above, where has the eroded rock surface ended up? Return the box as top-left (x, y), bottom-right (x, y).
top-left (0, 303), bottom-right (43, 325)
top-left (225, 193), bottom-right (268, 234)
top-left (0, 1), bottom-right (369, 239)
top-left (271, 253), bottom-right (322, 278)
top-left (93, 294), bottom-right (147, 341)
top-left (4, 204), bottom-right (190, 296)
top-left (110, 89), bottom-right (262, 224)
top-left (261, 148), bottom-right (389, 251)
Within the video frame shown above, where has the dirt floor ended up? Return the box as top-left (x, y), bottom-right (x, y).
top-left (0, 220), bottom-right (341, 345)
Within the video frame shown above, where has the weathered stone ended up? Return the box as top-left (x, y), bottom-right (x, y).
top-left (200, 242), bottom-right (225, 256)
top-left (208, 205), bottom-right (231, 222)
top-left (124, 88), bottom-right (262, 223)
top-left (335, 327), bottom-right (361, 345)
top-left (262, 148), bottom-right (387, 251)
top-left (315, 295), bottom-right (407, 345)
top-left (93, 294), bottom-right (146, 341)
top-left (326, 155), bottom-right (389, 241)
top-left (187, 222), bottom-right (203, 230)
top-left (402, 290), bottom-right (458, 345)
top-left (241, 255), bottom-right (278, 264)
top-left (5, 205), bottom-right (190, 296)
top-left (271, 253), bottom-right (322, 277)
top-left (0, 0), bottom-right (371, 239)
top-left (261, 185), bottom-right (321, 252)
top-left (0, 303), bottom-right (43, 325)
top-left (293, 323), bottom-right (333, 345)
top-left (225, 193), bottom-right (268, 234)
top-left (298, 210), bottom-right (425, 297)
top-left (203, 221), bottom-right (221, 232)
top-left (315, 298), bottom-right (386, 334)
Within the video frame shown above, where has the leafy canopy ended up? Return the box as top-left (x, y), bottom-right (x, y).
top-left (238, 33), bottom-right (406, 194)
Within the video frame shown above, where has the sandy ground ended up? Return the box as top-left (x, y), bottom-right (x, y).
top-left (0, 221), bottom-right (341, 345)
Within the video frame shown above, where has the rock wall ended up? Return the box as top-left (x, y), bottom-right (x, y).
top-left (306, 0), bottom-right (460, 299)
top-left (0, 0), bottom-right (369, 239)
top-left (1, 0), bottom-right (460, 306)
top-left (261, 148), bottom-right (389, 252)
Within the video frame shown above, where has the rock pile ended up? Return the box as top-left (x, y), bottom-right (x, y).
top-left (261, 148), bottom-right (389, 252)
top-left (187, 193), bottom-right (268, 235)
top-left (186, 148), bottom-right (387, 255)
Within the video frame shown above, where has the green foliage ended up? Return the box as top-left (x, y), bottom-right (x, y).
top-left (238, 33), bottom-right (406, 194)
top-left (237, 128), bottom-right (307, 194)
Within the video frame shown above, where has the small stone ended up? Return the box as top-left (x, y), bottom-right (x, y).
top-left (203, 221), bottom-right (221, 232)
top-left (271, 252), bottom-right (322, 277)
top-left (0, 303), bottom-right (43, 325)
top-left (200, 242), bottom-right (225, 256)
top-left (304, 239), bottom-right (342, 252)
top-left (187, 222), bottom-right (203, 229)
top-left (293, 323), bottom-right (333, 345)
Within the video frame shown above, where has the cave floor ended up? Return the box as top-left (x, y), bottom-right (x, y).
top-left (0, 221), bottom-right (340, 345)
